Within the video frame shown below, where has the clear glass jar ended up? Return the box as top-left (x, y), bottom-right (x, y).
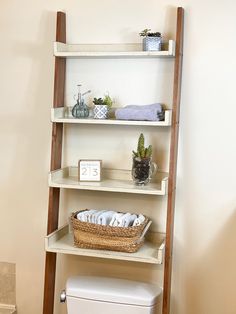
top-left (132, 157), bottom-right (157, 185)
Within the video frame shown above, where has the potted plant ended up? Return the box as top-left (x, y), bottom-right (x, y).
top-left (132, 133), bottom-right (157, 185)
top-left (139, 28), bottom-right (162, 51)
top-left (93, 94), bottom-right (113, 119)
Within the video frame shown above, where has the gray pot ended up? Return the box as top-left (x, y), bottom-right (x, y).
top-left (93, 105), bottom-right (108, 119)
top-left (143, 37), bottom-right (162, 51)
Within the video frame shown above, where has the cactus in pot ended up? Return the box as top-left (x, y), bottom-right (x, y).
top-left (132, 133), bottom-right (153, 159)
top-left (132, 133), bottom-right (156, 185)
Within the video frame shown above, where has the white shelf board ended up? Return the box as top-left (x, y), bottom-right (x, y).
top-left (51, 108), bottom-right (172, 126)
top-left (54, 40), bottom-right (175, 58)
top-left (49, 167), bottom-right (168, 196)
top-left (0, 304), bottom-right (16, 314)
top-left (45, 224), bottom-right (165, 264)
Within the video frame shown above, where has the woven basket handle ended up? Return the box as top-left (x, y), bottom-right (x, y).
top-left (137, 220), bottom-right (152, 244)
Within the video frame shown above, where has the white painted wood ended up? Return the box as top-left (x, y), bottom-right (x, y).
top-left (0, 304), bottom-right (16, 314)
top-left (54, 40), bottom-right (175, 58)
top-left (51, 108), bottom-right (172, 126)
top-left (45, 224), bottom-right (165, 264)
top-left (48, 167), bottom-right (168, 196)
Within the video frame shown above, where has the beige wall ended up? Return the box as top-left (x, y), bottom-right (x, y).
top-left (0, 1), bottom-right (236, 314)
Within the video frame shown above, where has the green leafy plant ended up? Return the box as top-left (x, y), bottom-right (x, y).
top-left (139, 29), bottom-right (161, 37)
top-left (133, 133), bottom-right (153, 159)
top-left (103, 94), bottom-right (113, 109)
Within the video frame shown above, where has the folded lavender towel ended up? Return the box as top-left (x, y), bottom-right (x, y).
top-left (115, 103), bottom-right (164, 121)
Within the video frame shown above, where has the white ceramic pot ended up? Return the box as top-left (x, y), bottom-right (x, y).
top-left (143, 37), bottom-right (162, 51)
top-left (93, 105), bottom-right (108, 119)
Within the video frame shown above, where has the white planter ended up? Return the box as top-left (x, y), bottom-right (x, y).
top-left (143, 37), bottom-right (162, 51)
top-left (93, 105), bottom-right (108, 119)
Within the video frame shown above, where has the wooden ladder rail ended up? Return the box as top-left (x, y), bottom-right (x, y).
top-left (43, 12), bottom-right (66, 314)
top-left (162, 7), bottom-right (184, 314)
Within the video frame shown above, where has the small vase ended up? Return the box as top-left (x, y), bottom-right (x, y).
top-left (72, 99), bottom-right (89, 118)
top-left (93, 105), bottom-right (108, 119)
top-left (143, 37), bottom-right (162, 51)
top-left (132, 157), bottom-right (157, 185)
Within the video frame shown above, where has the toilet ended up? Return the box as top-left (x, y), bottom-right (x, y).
top-left (62, 276), bottom-right (162, 314)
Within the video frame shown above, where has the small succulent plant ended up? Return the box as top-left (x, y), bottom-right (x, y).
top-left (133, 133), bottom-right (152, 159)
top-left (93, 95), bottom-right (113, 108)
top-left (139, 29), bottom-right (161, 37)
top-left (93, 97), bottom-right (104, 106)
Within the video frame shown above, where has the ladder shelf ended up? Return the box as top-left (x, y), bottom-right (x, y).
top-left (43, 7), bottom-right (184, 314)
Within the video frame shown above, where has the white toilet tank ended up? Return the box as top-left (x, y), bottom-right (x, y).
top-left (64, 276), bottom-right (162, 314)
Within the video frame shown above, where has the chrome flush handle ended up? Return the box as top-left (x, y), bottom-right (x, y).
top-left (60, 290), bottom-right (66, 303)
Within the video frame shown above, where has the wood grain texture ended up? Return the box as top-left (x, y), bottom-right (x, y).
top-left (43, 11), bottom-right (66, 314)
top-left (162, 7), bottom-right (184, 314)
top-left (43, 252), bottom-right (57, 314)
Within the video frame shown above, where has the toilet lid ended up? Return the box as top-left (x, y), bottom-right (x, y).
top-left (66, 276), bottom-right (162, 307)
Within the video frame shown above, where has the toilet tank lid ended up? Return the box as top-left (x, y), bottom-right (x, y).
top-left (66, 276), bottom-right (162, 307)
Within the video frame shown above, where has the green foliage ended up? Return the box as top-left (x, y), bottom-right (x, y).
top-left (133, 133), bottom-right (153, 159)
top-left (93, 94), bottom-right (113, 108)
top-left (146, 145), bottom-right (152, 158)
top-left (139, 29), bottom-right (161, 37)
top-left (137, 133), bottom-right (144, 154)
top-left (139, 28), bottom-right (151, 37)
top-left (103, 94), bottom-right (113, 109)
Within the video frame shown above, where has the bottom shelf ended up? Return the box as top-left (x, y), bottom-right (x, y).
top-left (45, 224), bottom-right (165, 265)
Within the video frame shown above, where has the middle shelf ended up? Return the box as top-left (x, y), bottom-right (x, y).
top-left (51, 108), bottom-right (172, 126)
top-left (49, 167), bottom-right (168, 196)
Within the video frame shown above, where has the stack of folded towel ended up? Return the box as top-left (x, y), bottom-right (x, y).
top-left (76, 209), bottom-right (146, 228)
top-left (115, 103), bottom-right (164, 121)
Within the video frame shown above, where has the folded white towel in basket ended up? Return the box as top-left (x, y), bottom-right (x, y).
top-left (109, 213), bottom-right (124, 227)
top-left (116, 213), bottom-right (130, 227)
top-left (77, 211), bottom-right (86, 222)
top-left (97, 211), bottom-right (116, 225)
top-left (77, 210), bottom-right (146, 227)
top-left (132, 214), bottom-right (145, 226)
top-left (77, 210), bottom-right (96, 222)
top-left (85, 209), bottom-right (97, 223)
top-left (91, 210), bottom-right (106, 224)
top-left (124, 214), bottom-right (137, 227)
top-left (116, 213), bottom-right (138, 227)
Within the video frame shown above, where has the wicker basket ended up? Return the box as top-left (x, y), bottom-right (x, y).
top-left (71, 210), bottom-right (151, 253)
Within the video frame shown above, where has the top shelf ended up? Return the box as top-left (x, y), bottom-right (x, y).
top-left (54, 40), bottom-right (176, 58)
